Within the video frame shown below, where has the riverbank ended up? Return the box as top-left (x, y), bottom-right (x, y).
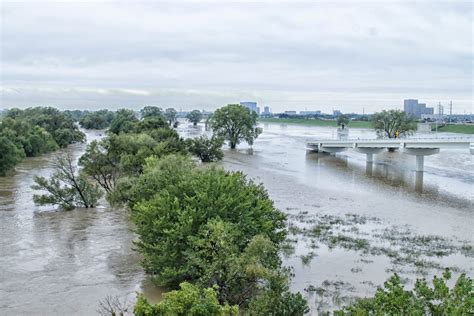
top-left (258, 117), bottom-right (372, 128)
top-left (259, 117), bottom-right (474, 134)
top-left (434, 124), bottom-right (474, 134)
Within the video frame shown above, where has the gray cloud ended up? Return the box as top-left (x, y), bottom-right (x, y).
top-left (1, 0), bottom-right (472, 113)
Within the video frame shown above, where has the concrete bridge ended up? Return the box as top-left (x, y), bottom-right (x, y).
top-left (306, 137), bottom-right (474, 172)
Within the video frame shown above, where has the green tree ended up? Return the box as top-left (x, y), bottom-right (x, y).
top-left (186, 110), bottom-right (203, 126)
top-left (140, 106), bottom-right (165, 119)
top-left (128, 157), bottom-right (305, 310)
top-left (335, 270), bottom-right (473, 315)
top-left (372, 110), bottom-right (417, 138)
top-left (134, 283), bottom-right (239, 316)
top-left (5, 107), bottom-right (85, 147)
top-left (336, 114), bottom-right (349, 129)
top-left (0, 135), bottom-right (23, 176)
top-left (165, 108), bottom-right (178, 125)
top-left (79, 110), bottom-right (115, 129)
top-left (109, 109), bottom-right (138, 134)
top-left (32, 154), bottom-right (102, 210)
top-left (187, 135), bottom-right (224, 162)
top-left (211, 104), bottom-right (261, 149)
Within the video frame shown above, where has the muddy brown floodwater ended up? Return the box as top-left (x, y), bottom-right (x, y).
top-left (1, 124), bottom-right (473, 315)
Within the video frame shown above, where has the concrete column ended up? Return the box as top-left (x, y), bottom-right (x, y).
top-left (355, 147), bottom-right (384, 163)
top-left (416, 155), bottom-right (424, 172)
top-left (404, 148), bottom-right (440, 173)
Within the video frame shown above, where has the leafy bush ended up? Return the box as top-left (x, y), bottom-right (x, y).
top-left (335, 270), bottom-right (473, 315)
top-left (134, 283), bottom-right (238, 316)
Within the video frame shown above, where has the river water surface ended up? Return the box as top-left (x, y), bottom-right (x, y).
top-left (0, 123), bottom-right (472, 315)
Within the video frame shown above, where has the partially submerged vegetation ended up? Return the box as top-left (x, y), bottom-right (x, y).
top-left (0, 107), bottom-right (85, 175)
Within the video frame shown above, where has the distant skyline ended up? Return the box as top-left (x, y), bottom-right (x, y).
top-left (1, 0), bottom-right (473, 114)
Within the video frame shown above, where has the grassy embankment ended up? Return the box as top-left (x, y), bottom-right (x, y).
top-left (259, 117), bottom-right (474, 134)
top-left (258, 117), bottom-right (372, 128)
top-left (434, 124), bottom-right (474, 134)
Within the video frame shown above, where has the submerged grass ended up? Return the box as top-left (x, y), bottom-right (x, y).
top-left (288, 211), bottom-right (472, 273)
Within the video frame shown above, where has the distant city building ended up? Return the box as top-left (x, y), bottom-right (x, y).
top-left (404, 99), bottom-right (434, 119)
top-left (333, 110), bottom-right (342, 116)
top-left (262, 106), bottom-right (271, 115)
top-left (300, 110), bottom-right (321, 115)
top-left (284, 111), bottom-right (297, 115)
top-left (240, 101), bottom-right (258, 113)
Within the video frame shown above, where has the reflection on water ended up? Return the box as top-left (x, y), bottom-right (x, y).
top-left (415, 171), bottom-right (424, 193)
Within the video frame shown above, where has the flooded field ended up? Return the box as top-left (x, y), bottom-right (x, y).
top-left (0, 123), bottom-right (472, 314)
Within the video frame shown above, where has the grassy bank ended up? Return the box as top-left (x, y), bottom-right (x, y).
top-left (258, 117), bottom-right (373, 128)
top-left (433, 124), bottom-right (474, 134)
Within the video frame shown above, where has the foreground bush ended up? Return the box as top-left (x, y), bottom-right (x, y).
top-left (129, 155), bottom-right (307, 312)
top-left (335, 270), bottom-right (473, 315)
top-left (134, 282), bottom-right (238, 316)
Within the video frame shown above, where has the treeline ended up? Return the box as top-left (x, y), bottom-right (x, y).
top-left (0, 107), bottom-right (85, 176)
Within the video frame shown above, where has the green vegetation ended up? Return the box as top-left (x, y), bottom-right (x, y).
top-left (258, 117), bottom-right (373, 128)
top-left (165, 108), bottom-right (178, 125)
top-left (109, 109), bottom-right (139, 134)
top-left (140, 106), bottom-right (165, 119)
top-left (186, 110), bottom-right (203, 126)
top-left (372, 110), bottom-right (417, 138)
top-left (0, 107), bottom-right (85, 176)
top-left (435, 124), bottom-right (474, 134)
top-left (336, 270), bottom-right (473, 315)
top-left (336, 114), bottom-right (349, 128)
top-left (32, 154), bottom-right (102, 210)
top-left (79, 110), bottom-right (116, 129)
top-left (134, 283), bottom-right (238, 315)
top-left (187, 135), bottom-right (224, 162)
top-left (211, 104), bottom-right (262, 149)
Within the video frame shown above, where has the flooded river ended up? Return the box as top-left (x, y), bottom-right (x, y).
top-left (0, 124), bottom-right (472, 314)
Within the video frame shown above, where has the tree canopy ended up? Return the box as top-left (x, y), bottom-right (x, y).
top-left (336, 114), bottom-right (349, 128)
top-left (79, 110), bottom-right (115, 129)
top-left (140, 106), bottom-right (165, 120)
top-left (32, 154), bottom-right (102, 210)
top-left (372, 110), bottom-right (417, 138)
top-left (187, 135), bottom-right (224, 162)
top-left (186, 110), bottom-right (203, 126)
top-left (211, 104), bottom-right (262, 149)
top-left (0, 107), bottom-right (85, 175)
top-left (165, 108), bottom-right (178, 125)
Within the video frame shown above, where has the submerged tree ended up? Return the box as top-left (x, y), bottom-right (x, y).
top-left (186, 110), bottom-right (203, 126)
top-left (211, 104), bottom-right (261, 149)
top-left (32, 154), bottom-right (102, 210)
top-left (165, 108), bottom-right (178, 126)
top-left (0, 136), bottom-right (23, 176)
top-left (187, 135), bottom-right (224, 162)
top-left (336, 114), bottom-right (349, 129)
top-left (372, 110), bottom-right (417, 139)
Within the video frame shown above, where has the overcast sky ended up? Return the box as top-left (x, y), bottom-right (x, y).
top-left (1, 0), bottom-right (472, 113)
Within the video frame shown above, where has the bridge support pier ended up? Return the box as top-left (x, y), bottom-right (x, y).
top-left (355, 147), bottom-right (384, 163)
top-left (404, 148), bottom-right (440, 172)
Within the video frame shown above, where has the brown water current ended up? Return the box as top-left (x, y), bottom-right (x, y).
top-left (0, 123), bottom-right (473, 315)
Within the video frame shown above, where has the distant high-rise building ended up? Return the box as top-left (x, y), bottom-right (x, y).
top-left (262, 106), bottom-right (271, 115)
top-left (240, 101), bottom-right (258, 113)
top-left (404, 99), bottom-right (434, 119)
